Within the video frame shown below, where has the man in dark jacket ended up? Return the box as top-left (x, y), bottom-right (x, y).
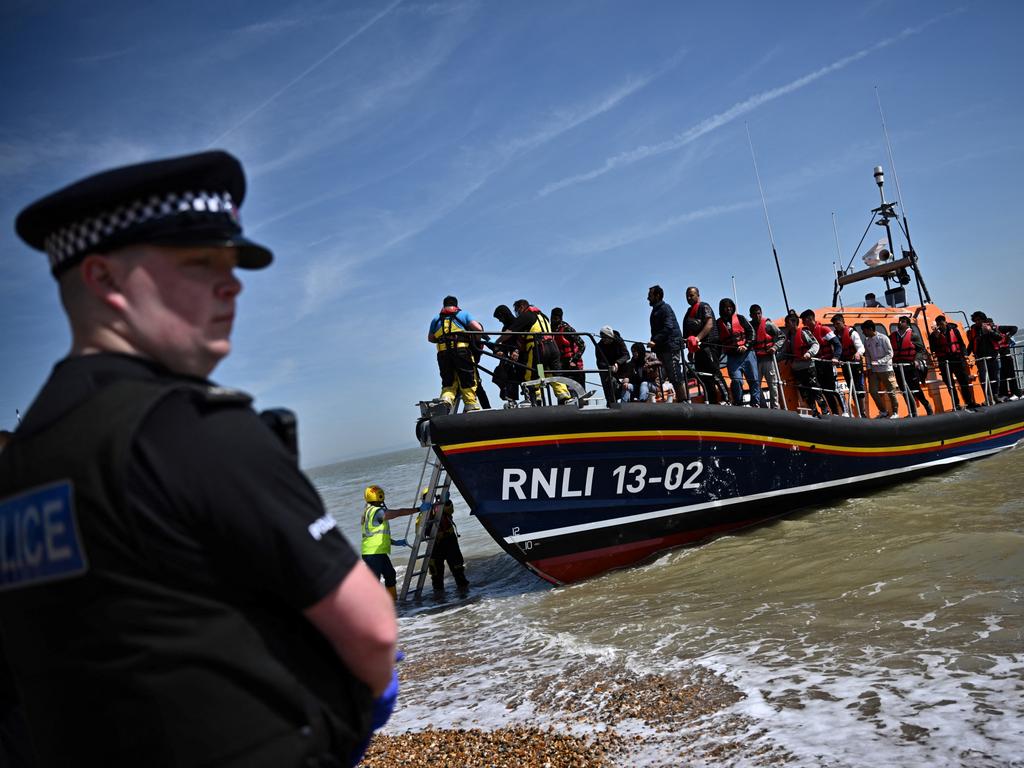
top-left (683, 286), bottom-right (730, 404)
top-left (550, 307), bottom-right (586, 387)
top-left (596, 326), bottom-right (630, 404)
top-left (717, 299), bottom-right (761, 406)
top-left (929, 315), bottom-right (977, 409)
top-left (967, 311), bottom-right (1002, 404)
top-left (646, 285), bottom-right (685, 401)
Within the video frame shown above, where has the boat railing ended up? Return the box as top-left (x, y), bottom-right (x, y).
top-left (442, 326), bottom-right (1017, 416)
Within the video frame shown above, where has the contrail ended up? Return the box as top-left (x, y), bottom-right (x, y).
top-left (538, 8), bottom-right (963, 198)
top-left (207, 0), bottom-right (404, 147)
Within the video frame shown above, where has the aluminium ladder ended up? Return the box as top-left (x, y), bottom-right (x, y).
top-left (398, 394), bottom-right (461, 602)
top-left (397, 448), bottom-right (454, 602)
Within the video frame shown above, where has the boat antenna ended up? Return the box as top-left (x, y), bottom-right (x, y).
top-left (831, 212), bottom-right (844, 308)
top-left (745, 123), bottom-right (791, 315)
top-left (731, 275), bottom-right (738, 306)
top-left (875, 87), bottom-right (908, 219)
top-left (874, 89), bottom-right (931, 307)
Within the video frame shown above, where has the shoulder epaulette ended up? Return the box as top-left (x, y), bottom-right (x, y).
top-left (187, 384), bottom-right (254, 407)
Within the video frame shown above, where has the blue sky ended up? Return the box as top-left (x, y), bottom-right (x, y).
top-left (1, 0), bottom-right (1021, 467)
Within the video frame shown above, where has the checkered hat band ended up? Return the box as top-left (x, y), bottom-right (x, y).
top-left (43, 190), bottom-right (237, 269)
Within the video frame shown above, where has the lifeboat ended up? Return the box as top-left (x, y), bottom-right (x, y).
top-left (416, 168), bottom-right (1024, 585)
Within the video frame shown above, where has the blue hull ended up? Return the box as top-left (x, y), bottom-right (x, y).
top-left (427, 402), bottom-right (1024, 584)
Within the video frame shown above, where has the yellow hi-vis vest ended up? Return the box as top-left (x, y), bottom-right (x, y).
top-left (361, 503), bottom-right (391, 555)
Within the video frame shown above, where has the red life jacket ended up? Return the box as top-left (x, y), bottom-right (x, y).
top-left (810, 322), bottom-right (834, 360)
top-left (890, 328), bottom-right (917, 364)
top-left (994, 330), bottom-right (1010, 352)
top-left (752, 318), bottom-right (774, 357)
top-left (838, 326), bottom-right (858, 361)
top-left (933, 327), bottom-right (964, 358)
top-left (791, 328), bottom-right (813, 359)
top-left (553, 322), bottom-right (583, 367)
top-left (716, 315), bottom-right (747, 351)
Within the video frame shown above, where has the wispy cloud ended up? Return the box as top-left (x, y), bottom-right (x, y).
top-left (0, 132), bottom-right (156, 181)
top-left (206, 0), bottom-right (405, 147)
top-left (557, 200), bottom-right (757, 256)
top-left (293, 62), bottom-right (678, 316)
top-left (538, 9), bottom-right (963, 198)
top-left (70, 47), bottom-right (135, 64)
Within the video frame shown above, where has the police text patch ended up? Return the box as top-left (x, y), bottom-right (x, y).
top-left (0, 481), bottom-right (88, 590)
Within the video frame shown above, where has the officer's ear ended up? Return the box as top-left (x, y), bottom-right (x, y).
top-left (80, 253), bottom-right (124, 306)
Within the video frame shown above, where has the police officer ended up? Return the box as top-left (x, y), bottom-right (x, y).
top-left (0, 151), bottom-right (398, 767)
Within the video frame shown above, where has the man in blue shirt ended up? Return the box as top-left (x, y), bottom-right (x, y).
top-left (428, 296), bottom-right (484, 412)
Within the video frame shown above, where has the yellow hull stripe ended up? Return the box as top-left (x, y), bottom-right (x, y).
top-left (440, 420), bottom-right (1024, 456)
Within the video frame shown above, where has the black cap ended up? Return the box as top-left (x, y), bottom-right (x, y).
top-left (15, 150), bottom-right (272, 276)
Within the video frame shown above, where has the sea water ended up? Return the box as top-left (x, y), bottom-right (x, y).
top-left (307, 442), bottom-right (1024, 767)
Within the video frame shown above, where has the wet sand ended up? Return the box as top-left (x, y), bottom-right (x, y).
top-left (364, 653), bottom-right (794, 766)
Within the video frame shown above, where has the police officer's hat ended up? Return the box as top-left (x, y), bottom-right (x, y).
top-left (15, 150), bottom-right (272, 277)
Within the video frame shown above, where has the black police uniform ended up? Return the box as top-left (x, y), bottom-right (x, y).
top-left (2, 148), bottom-right (378, 767)
top-left (0, 354), bottom-right (371, 766)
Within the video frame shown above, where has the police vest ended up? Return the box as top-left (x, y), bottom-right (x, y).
top-left (361, 503), bottom-right (391, 555)
top-left (716, 315), bottom-right (747, 351)
top-left (433, 307), bottom-right (470, 352)
top-left (810, 322), bottom-right (834, 360)
top-left (0, 377), bottom-right (372, 766)
top-left (891, 329), bottom-right (917, 364)
top-left (752, 318), bottom-right (775, 357)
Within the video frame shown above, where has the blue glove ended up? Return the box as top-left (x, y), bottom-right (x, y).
top-left (370, 666), bottom-right (399, 730)
top-left (391, 538), bottom-right (409, 548)
top-left (348, 651), bottom-right (404, 767)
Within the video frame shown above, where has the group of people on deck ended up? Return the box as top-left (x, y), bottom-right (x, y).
top-left (428, 290), bottom-right (1020, 418)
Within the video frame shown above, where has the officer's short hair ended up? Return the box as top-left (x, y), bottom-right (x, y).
top-left (443, 295), bottom-right (458, 308)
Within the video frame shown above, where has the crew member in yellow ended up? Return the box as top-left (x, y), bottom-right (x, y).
top-left (428, 295), bottom-right (484, 414)
top-left (362, 485), bottom-right (418, 600)
top-left (498, 299), bottom-right (572, 405)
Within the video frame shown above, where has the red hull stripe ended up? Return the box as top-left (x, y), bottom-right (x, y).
top-left (442, 421), bottom-right (1024, 459)
top-left (527, 518), bottom-right (759, 584)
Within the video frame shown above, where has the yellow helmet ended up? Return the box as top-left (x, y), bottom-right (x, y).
top-left (364, 485), bottom-right (385, 504)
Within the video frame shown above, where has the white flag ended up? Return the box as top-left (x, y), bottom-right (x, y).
top-left (861, 239), bottom-right (889, 267)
